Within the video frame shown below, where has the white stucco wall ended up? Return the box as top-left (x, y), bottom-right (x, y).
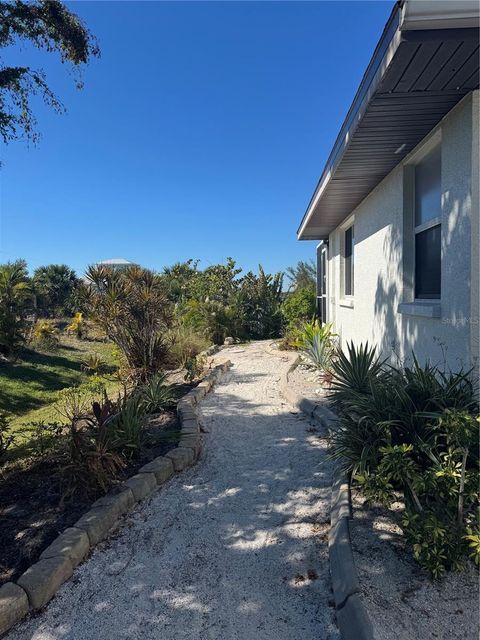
top-left (327, 91), bottom-right (479, 372)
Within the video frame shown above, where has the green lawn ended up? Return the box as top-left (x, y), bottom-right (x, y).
top-left (0, 335), bottom-right (119, 442)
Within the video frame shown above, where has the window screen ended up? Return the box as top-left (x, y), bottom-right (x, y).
top-left (415, 145), bottom-right (441, 226)
top-left (344, 225), bottom-right (354, 296)
top-left (414, 144), bottom-right (441, 299)
top-left (415, 226), bottom-right (441, 299)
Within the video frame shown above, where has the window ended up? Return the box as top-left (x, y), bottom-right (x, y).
top-left (344, 225), bottom-right (354, 296)
top-left (414, 144), bottom-right (441, 299)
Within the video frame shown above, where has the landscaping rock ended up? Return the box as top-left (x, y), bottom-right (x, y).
top-left (0, 582), bottom-right (29, 636)
top-left (329, 517), bottom-right (360, 608)
top-left (224, 336), bottom-right (234, 345)
top-left (177, 402), bottom-right (196, 421)
top-left (139, 457), bottom-right (174, 485)
top-left (40, 527), bottom-right (89, 568)
top-left (74, 503), bottom-right (119, 546)
top-left (179, 435), bottom-right (202, 458)
top-left (335, 593), bottom-right (374, 640)
top-left (166, 447), bottom-right (195, 471)
top-left (92, 488), bottom-right (135, 519)
top-left (17, 556), bottom-right (73, 610)
top-left (124, 472), bottom-right (157, 501)
top-left (180, 417), bottom-right (199, 434)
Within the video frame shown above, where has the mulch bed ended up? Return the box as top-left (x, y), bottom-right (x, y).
top-left (0, 408), bottom-right (181, 586)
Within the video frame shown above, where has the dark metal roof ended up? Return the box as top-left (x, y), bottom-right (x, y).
top-left (297, 7), bottom-right (480, 240)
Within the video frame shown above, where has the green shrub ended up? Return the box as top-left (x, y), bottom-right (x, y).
top-left (235, 267), bottom-right (283, 340)
top-left (167, 323), bottom-right (210, 367)
top-left (297, 320), bottom-right (336, 372)
top-left (184, 354), bottom-right (206, 383)
top-left (281, 285), bottom-right (316, 329)
top-left (329, 343), bottom-right (479, 577)
top-left (24, 420), bottom-right (64, 457)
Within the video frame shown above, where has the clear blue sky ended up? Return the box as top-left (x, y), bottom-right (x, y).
top-left (0, 0), bottom-right (393, 277)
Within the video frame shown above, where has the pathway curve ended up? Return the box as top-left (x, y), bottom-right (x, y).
top-left (9, 342), bottom-right (339, 640)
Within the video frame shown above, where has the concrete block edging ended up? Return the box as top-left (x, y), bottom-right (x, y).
top-left (279, 356), bottom-right (374, 640)
top-left (0, 356), bottom-right (232, 637)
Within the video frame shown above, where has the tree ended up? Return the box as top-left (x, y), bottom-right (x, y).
top-left (236, 266), bottom-right (284, 339)
top-left (0, 259), bottom-right (32, 357)
top-left (0, 0), bottom-right (100, 145)
top-left (78, 265), bottom-right (173, 384)
top-left (285, 260), bottom-right (316, 292)
top-left (33, 263), bottom-right (78, 316)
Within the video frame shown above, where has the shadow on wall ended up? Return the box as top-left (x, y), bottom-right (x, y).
top-left (373, 188), bottom-right (473, 372)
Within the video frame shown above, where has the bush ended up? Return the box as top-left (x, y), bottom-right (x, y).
top-left (184, 353), bottom-right (206, 383)
top-left (23, 420), bottom-right (64, 457)
top-left (329, 343), bottom-right (480, 577)
top-left (281, 285), bottom-right (316, 329)
top-left (297, 320), bottom-right (336, 372)
top-left (32, 319), bottom-right (60, 351)
top-left (235, 267), bottom-right (283, 340)
top-left (167, 323), bottom-right (210, 367)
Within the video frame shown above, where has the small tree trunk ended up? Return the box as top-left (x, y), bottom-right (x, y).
top-left (458, 447), bottom-right (468, 526)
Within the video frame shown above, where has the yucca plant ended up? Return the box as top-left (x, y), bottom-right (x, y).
top-left (77, 265), bottom-right (172, 383)
top-left (328, 341), bottom-right (384, 408)
top-left (138, 373), bottom-right (174, 414)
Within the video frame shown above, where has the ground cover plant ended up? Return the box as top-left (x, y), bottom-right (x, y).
top-left (328, 342), bottom-right (480, 578)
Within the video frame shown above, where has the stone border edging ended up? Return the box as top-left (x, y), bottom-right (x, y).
top-left (0, 359), bottom-right (232, 637)
top-left (279, 357), bottom-right (374, 640)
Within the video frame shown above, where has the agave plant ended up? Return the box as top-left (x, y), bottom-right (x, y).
top-left (138, 373), bottom-right (174, 414)
top-left (81, 352), bottom-right (105, 375)
top-left (297, 321), bottom-right (336, 372)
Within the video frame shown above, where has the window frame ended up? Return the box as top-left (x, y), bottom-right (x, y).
top-left (412, 141), bottom-right (442, 302)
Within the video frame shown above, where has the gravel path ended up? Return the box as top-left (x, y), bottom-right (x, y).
top-left (8, 341), bottom-right (339, 640)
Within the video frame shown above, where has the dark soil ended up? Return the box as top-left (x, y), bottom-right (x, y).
top-left (0, 409), bottom-right (180, 585)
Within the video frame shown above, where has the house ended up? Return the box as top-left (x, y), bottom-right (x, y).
top-left (95, 258), bottom-right (138, 272)
top-left (297, 0), bottom-right (479, 379)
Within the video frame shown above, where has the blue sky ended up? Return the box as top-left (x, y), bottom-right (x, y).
top-left (0, 0), bottom-right (392, 277)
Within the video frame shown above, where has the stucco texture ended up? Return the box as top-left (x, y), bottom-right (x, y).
top-left (327, 91), bottom-right (479, 373)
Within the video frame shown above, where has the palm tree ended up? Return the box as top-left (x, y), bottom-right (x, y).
top-left (285, 260), bottom-right (316, 292)
top-left (33, 264), bottom-right (78, 316)
top-left (78, 265), bottom-right (172, 383)
top-left (0, 260), bottom-right (32, 357)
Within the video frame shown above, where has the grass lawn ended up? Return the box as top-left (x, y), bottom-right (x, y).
top-left (0, 335), bottom-right (119, 451)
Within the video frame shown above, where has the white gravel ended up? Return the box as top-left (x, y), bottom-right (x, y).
top-left (8, 341), bottom-right (339, 640)
top-left (351, 491), bottom-right (480, 640)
